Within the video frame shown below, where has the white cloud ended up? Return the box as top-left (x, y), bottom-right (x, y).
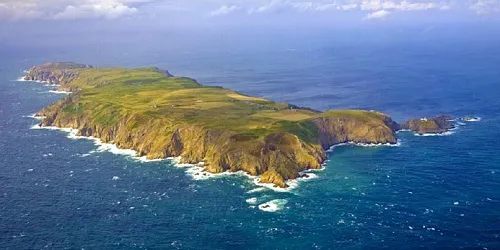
top-left (53, 1), bottom-right (138, 20)
top-left (470, 0), bottom-right (500, 14)
top-left (338, 4), bottom-right (359, 11)
top-left (365, 9), bottom-right (391, 19)
top-left (0, 0), bottom-right (145, 20)
top-left (210, 5), bottom-right (242, 16)
top-left (1, 0), bottom-right (500, 21)
top-left (360, 0), bottom-right (437, 11)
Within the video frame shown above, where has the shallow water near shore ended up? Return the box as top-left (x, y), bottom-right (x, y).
top-left (1, 28), bottom-right (500, 249)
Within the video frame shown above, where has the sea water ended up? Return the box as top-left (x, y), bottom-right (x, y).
top-left (0, 26), bottom-right (499, 249)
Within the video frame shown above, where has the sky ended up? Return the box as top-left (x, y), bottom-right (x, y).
top-left (0, 0), bottom-right (499, 23)
top-left (1, 0), bottom-right (500, 52)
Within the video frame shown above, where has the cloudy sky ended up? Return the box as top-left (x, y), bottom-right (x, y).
top-left (0, 0), bottom-right (499, 23)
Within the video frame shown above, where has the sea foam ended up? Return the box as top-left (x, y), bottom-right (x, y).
top-left (463, 117), bottom-right (481, 122)
top-left (246, 197), bottom-right (258, 204)
top-left (258, 199), bottom-right (288, 212)
top-left (48, 90), bottom-right (72, 95)
top-left (326, 140), bottom-right (402, 152)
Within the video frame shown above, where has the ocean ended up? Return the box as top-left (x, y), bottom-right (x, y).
top-left (0, 26), bottom-right (499, 249)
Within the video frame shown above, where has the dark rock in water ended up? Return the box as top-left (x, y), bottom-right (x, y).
top-left (402, 115), bottom-right (454, 135)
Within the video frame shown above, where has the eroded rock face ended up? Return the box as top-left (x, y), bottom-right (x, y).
top-left (313, 114), bottom-right (398, 149)
top-left (402, 115), bottom-right (454, 135)
top-left (24, 62), bottom-right (91, 85)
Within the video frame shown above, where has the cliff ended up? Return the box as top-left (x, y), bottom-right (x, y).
top-left (26, 62), bottom-right (446, 188)
top-left (24, 62), bottom-right (92, 87)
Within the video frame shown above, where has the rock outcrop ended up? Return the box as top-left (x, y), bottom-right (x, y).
top-left (402, 115), bottom-right (455, 135)
top-left (24, 62), bottom-right (92, 85)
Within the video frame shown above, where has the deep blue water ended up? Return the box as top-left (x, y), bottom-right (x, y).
top-left (1, 27), bottom-right (499, 249)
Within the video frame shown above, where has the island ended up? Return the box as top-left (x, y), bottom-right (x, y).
top-left (402, 115), bottom-right (455, 135)
top-left (25, 62), bottom-right (455, 188)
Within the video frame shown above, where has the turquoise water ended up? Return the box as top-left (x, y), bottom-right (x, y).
top-left (1, 28), bottom-right (499, 249)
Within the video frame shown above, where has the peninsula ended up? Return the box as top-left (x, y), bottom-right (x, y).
top-left (26, 62), bottom-right (454, 188)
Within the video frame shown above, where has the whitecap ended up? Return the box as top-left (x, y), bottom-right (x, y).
top-left (246, 197), bottom-right (258, 204)
top-left (134, 156), bottom-right (165, 163)
top-left (414, 131), bottom-right (455, 137)
top-left (327, 140), bottom-right (401, 152)
top-left (112, 176), bottom-right (120, 180)
top-left (251, 173), bottom-right (318, 193)
top-left (23, 114), bottom-right (45, 120)
top-left (95, 142), bottom-right (137, 157)
top-left (48, 90), bottom-right (72, 95)
top-left (462, 117), bottom-right (481, 122)
top-left (258, 199), bottom-right (288, 212)
top-left (246, 187), bottom-right (266, 194)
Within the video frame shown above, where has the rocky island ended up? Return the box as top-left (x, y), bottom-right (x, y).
top-left (402, 115), bottom-right (455, 135)
top-left (26, 62), bottom-right (455, 188)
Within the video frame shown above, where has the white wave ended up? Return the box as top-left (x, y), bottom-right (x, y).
top-left (414, 125), bottom-right (460, 137)
top-left (258, 199), bottom-right (288, 212)
top-left (456, 121), bottom-right (467, 126)
top-left (31, 125), bottom-right (139, 158)
top-left (251, 172), bottom-right (318, 193)
top-left (48, 90), bottom-right (72, 95)
top-left (112, 176), bottom-right (120, 180)
top-left (96, 142), bottom-right (137, 157)
top-left (246, 187), bottom-right (266, 194)
top-left (414, 131), bottom-right (455, 136)
top-left (31, 125), bottom-right (78, 135)
top-left (463, 117), bottom-right (481, 122)
top-left (23, 114), bottom-right (45, 120)
top-left (246, 197), bottom-right (258, 204)
top-left (327, 140), bottom-right (401, 152)
top-left (134, 156), bottom-right (165, 163)
top-left (15, 76), bottom-right (55, 85)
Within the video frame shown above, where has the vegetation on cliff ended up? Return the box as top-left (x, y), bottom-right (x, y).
top-left (27, 62), bottom-right (447, 188)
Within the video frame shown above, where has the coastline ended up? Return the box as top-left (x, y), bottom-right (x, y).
top-left (27, 114), bottom-right (401, 193)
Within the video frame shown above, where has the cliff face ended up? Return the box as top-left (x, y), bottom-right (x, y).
top-left (313, 113), bottom-right (398, 149)
top-left (27, 62), bottom-right (419, 188)
top-left (402, 115), bottom-right (454, 135)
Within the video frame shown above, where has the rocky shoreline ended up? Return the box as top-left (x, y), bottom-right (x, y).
top-left (24, 62), bottom-right (457, 188)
